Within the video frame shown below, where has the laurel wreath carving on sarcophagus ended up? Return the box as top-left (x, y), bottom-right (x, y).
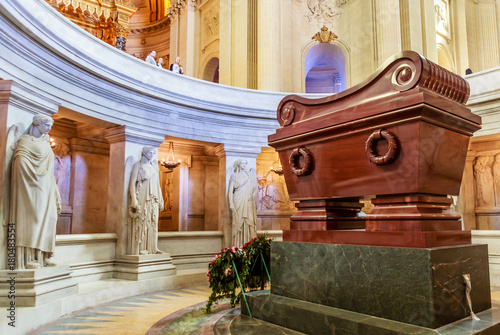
top-left (289, 146), bottom-right (313, 176)
top-left (365, 129), bottom-right (399, 165)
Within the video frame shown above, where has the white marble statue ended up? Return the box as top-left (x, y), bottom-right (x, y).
top-left (10, 113), bottom-right (61, 269)
top-left (127, 146), bottom-right (164, 255)
top-left (228, 158), bottom-right (258, 247)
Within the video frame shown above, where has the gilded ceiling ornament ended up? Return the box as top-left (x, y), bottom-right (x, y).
top-left (312, 25), bottom-right (338, 43)
top-left (45, 0), bottom-right (136, 44)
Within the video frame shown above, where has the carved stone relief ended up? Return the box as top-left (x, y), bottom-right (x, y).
top-left (256, 160), bottom-right (295, 212)
top-left (434, 0), bottom-right (450, 40)
top-left (304, 0), bottom-right (347, 26)
top-left (202, 8), bottom-right (219, 44)
top-left (53, 142), bottom-right (72, 207)
top-left (474, 155), bottom-right (495, 208)
top-left (161, 170), bottom-right (174, 213)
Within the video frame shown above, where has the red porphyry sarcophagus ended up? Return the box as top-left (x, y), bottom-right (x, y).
top-left (268, 51), bottom-right (481, 248)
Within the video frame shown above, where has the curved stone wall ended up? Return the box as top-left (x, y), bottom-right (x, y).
top-left (0, 0), bottom-right (287, 150)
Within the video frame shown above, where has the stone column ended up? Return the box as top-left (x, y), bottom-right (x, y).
top-left (169, 10), bottom-right (180, 66)
top-left (459, 151), bottom-right (477, 230)
top-left (218, 0), bottom-right (231, 86)
top-left (453, 0), bottom-right (470, 74)
top-left (257, 0), bottom-right (280, 91)
top-left (477, 0), bottom-right (500, 70)
top-left (399, 0), bottom-right (423, 54)
top-left (114, 1), bottom-right (136, 51)
top-left (104, 126), bottom-right (164, 256)
top-left (218, 0), bottom-right (256, 88)
top-left (184, 1), bottom-right (198, 77)
top-left (215, 144), bottom-right (260, 248)
top-left (172, 155), bottom-right (190, 231)
top-left (420, 0), bottom-right (438, 63)
top-left (374, 0), bottom-right (401, 65)
top-left (0, 80), bottom-right (59, 270)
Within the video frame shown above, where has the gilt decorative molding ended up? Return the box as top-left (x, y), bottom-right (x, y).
top-left (312, 25), bottom-right (338, 43)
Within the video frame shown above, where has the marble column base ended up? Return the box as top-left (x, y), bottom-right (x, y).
top-left (0, 266), bottom-right (77, 307)
top-left (242, 291), bottom-right (500, 335)
top-left (113, 254), bottom-right (177, 281)
top-left (269, 242), bottom-right (491, 329)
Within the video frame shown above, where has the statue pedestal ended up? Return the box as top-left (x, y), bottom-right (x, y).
top-left (242, 242), bottom-right (499, 333)
top-left (0, 266), bottom-right (77, 307)
top-left (114, 254), bottom-right (176, 281)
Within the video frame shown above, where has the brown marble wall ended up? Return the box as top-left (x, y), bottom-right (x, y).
top-left (50, 117), bottom-right (111, 234)
top-left (70, 140), bottom-right (110, 233)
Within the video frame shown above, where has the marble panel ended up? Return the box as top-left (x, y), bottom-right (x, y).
top-left (53, 233), bottom-right (117, 283)
top-left (243, 291), bottom-right (500, 335)
top-left (114, 254), bottom-right (177, 281)
top-left (0, 266), bottom-right (77, 307)
top-left (270, 242), bottom-right (491, 328)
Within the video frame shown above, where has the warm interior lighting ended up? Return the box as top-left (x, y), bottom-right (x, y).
top-left (160, 141), bottom-right (181, 170)
top-left (164, 0), bottom-right (170, 16)
top-left (270, 162), bottom-right (283, 175)
top-left (49, 137), bottom-right (56, 148)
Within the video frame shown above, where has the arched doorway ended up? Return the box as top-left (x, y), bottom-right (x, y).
top-left (437, 46), bottom-right (454, 72)
top-left (305, 43), bottom-right (346, 94)
top-left (203, 57), bottom-right (219, 83)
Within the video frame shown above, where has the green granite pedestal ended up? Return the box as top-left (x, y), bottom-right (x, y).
top-left (241, 242), bottom-right (498, 334)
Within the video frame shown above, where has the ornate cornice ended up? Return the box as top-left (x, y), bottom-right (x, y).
top-left (168, 0), bottom-right (200, 19)
top-left (130, 15), bottom-right (170, 34)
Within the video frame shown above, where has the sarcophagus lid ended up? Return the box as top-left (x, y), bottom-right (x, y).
top-left (269, 51), bottom-right (481, 201)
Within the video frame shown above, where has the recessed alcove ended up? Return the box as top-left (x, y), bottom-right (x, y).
top-left (305, 43), bottom-right (346, 94)
top-left (50, 111), bottom-right (117, 235)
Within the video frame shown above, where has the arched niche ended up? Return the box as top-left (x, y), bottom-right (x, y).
top-left (305, 43), bottom-right (346, 94)
top-left (202, 57), bottom-right (220, 83)
top-left (437, 44), bottom-right (455, 73)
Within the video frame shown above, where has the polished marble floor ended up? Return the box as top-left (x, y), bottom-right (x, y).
top-left (29, 286), bottom-right (500, 335)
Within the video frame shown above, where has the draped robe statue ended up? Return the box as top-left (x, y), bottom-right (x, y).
top-left (127, 146), bottom-right (164, 255)
top-left (10, 114), bottom-right (61, 269)
top-left (228, 159), bottom-right (258, 247)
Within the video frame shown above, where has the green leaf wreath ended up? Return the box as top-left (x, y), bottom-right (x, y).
top-left (242, 235), bottom-right (272, 290)
top-left (205, 235), bottom-right (272, 313)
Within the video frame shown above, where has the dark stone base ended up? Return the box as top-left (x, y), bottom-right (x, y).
top-left (269, 242), bottom-right (491, 329)
top-left (242, 291), bottom-right (500, 335)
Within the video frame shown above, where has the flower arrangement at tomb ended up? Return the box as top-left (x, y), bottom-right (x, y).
top-left (205, 235), bottom-right (272, 313)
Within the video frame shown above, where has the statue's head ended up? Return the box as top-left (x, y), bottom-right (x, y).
top-left (32, 113), bottom-right (54, 135)
top-left (233, 158), bottom-right (248, 172)
top-left (142, 146), bottom-right (156, 160)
